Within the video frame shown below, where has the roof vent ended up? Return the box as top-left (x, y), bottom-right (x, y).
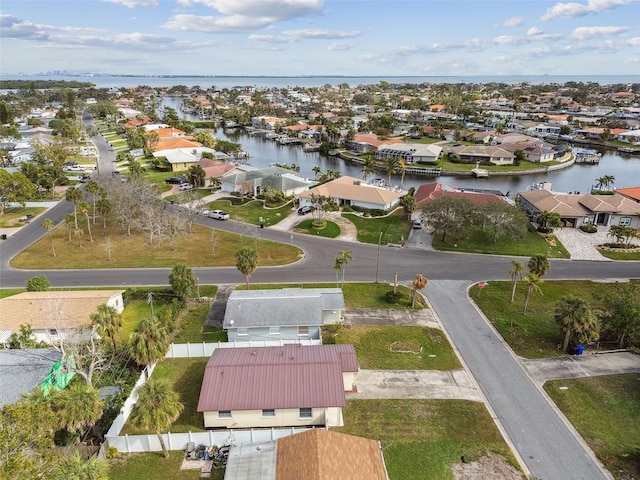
top-left (252, 351), bottom-right (257, 356)
top-left (289, 355), bottom-right (295, 360)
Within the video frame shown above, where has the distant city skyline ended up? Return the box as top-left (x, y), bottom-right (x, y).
top-left (1, 0), bottom-right (639, 77)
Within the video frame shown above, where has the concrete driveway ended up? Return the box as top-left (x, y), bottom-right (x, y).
top-left (553, 228), bottom-right (612, 261)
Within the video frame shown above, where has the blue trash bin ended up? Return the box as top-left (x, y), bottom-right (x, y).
top-left (575, 344), bottom-right (585, 355)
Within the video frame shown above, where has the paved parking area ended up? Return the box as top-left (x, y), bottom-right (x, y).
top-left (553, 228), bottom-right (611, 261)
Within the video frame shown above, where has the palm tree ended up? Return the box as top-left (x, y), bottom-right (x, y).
top-left (554, 295), bottom-right (600, 353)
top-left (235, 246), bottom-right (258, 289)
top-left (65, 187), bottom-right (84, 229)
top-left (333, 256), bottom-right (343, 288)
top-left (41, 218), bottom-right (56, 257)
top-left (78, 201), bottom-right (93, 242)
top-left (402, 194), bottom-right (416, 220)
top-left (536, 211), bottom-right (563, 232)
top-left (339, 250), bottom-right (352, 286)
top-left (187, 164), bottom-right (206, 188)
top-left (90, 304), bottom-right (122, 351)
top-left (312, 166), bottom-right (322, 180)
top-left (64, 214), bottom-right (75, 242)
top-left (602, 174), bottom-right (615, 191)
top-left (360, 157), bottom-right (377, 181)
top-left (96, 198), bottom-right (111, 232)
top-left (398, 158), bottom-right (407, 190)
top-left (128, 316), bottom-right (169, 366)
top-left (411, 274), bottom-right (428, 308)
top-left (522, 273), bottom-right (543, 315)
top-left (508, 261), bottom-right (525, 304)
top-left (169, 264), bottom-right (196, 302)
top-left (52, 382), bottom-right (104, 437)
top-left (129, 377), bottom-right (183, 459)
top-left (49, 450), bottom-right (109, 480)
top-left (128, 158), bottom-right (145, 178)
top-left (528, 255), bottom-right (550, 277)
top-left (84, 180), bottom-right (101, 224)
top-left (385, 156), bottom-right (399, 187)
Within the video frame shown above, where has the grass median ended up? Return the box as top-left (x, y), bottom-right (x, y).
top-left (11, 220), bottom-right (301, 269)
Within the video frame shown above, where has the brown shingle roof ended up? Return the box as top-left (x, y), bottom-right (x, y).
top-left (298, 176), bottom-right (402, 207)
top-left (197, 345), bottom-right (358, 412)
top-left (276, 429), bottom-right (388, 480)
top-left (0, 290), bottom-right (124, 331)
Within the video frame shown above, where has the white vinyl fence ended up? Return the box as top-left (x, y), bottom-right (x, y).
top-left (107, 427), bottom-right (313, 454)
top-left (103, 341), bottom-right (321, 455)
top-left (165, 339), bottom-right (322, 359)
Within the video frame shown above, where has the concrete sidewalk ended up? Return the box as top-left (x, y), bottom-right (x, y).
top-left (350, 369), bottom-right (483, 401)
top-left (521, 351), bottom-right (640, 384)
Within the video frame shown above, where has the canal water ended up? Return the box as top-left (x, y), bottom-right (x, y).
top-left (162, 96), bottom-right (639, 195)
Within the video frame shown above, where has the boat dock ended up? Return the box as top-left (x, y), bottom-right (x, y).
top-left (574, 148), bottom-right (601, 164)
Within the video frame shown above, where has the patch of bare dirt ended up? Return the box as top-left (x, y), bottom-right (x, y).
top-left (451, 452), bottom-right (524, 480)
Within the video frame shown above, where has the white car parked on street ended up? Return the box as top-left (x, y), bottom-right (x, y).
top-left (209, 210), bottom-right (230, 220)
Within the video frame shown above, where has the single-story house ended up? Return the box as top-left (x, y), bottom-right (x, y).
top-left (224, 428), bottom-right (388, 480)
top-left (449, 145), bottom-right (514, 166)
top-left (500, 141), bottom-right (557, 163)
top-left (415, 183), bottom-right (505, 209)
top-left (0, 348), bottom-right (66, 407)
top-left (518, 190), bottom-right (640, 229)
top-left (152, 147), bottom-right (224, 171)
top-left (197, 344), bottom-right (359, 429)
top-left (345, 134), bottom-right (403, 155)
top-left (223, 288), bottom-right (345, 342)
top-left (298, 176), bottom-right (403, 211)
top-left (375, 142), bottom-right (442, 164)
top-left (220, 166), bottom-right (313, 197)
top-left (617, 130), bottom-right (640, 144)
top-left (0, 290), bottom-right (125, 344)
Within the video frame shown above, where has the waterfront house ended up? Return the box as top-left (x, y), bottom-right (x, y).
top-left (0, 290), bottom-right (125, 345)
top-left (224, 429), bottom-right (389, 480)
top-left (298, 176), bottom-right (403, 211)
top-left (415, 182), bottom-right (506, 209)
top-left (449, 145), bottom-right (514, 166)
top-left (197, 344), bottom-right (358, 429)
top-left (152, 146), bottom-right (223, 171)
top-left (223, 288), bottom-right (345, 342)
top-left (375, 142), bottom-right (443, 164)
top-left (220, 166), bottom-right (313, 197)
top-left (518, 190), bottom-right (640, 229)
top-left (616, 186), bottom-right (640, 204)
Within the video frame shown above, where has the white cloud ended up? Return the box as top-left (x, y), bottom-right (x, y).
top-left (163, 14), bottom-right (272, 32)
top-left (102, 0), bottom-right (159, 7)
top-left (327, 42), bottom-right (354, 51)
top-left (527, 27), bottom-right (544, 36)
top-left (540, 0), bottom-right (632, 22)
top-left (176, 0), bottom-right (324, 22)
top-left (626, 36), bottom-right (640, 45)
top-left (0, 14), bottom-right (106, 40)
top-left (570, 25), bottom-right (628, 39)
top-left (494, 17), bottom-right (524, 27)
top-left (249, 28), bottom-right (361, 43)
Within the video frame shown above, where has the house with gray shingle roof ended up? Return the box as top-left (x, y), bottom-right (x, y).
top-left (220, 166), bottom-right (314, 197)
top-left (0, 348), bottom-right (61, 407)
top-left (223, 288), bottom-right (344, 342)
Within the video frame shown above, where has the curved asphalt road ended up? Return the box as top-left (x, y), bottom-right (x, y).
top-left (1, 113), bottom-right (635, 479)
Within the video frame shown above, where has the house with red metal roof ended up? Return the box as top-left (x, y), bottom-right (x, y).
top-left (197, 344), bottom-right (358, 429)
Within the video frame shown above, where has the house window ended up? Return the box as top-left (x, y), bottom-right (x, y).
top-left (619, 217), bottom-right (631, 226)
top-left (262, 409), bottom-right (275, 417)
top-left (270, 327), bottom-right (280, 335)
top-left (298, 326), bottom-right (309, 336)
top-left (218, 411), bottom-right (232, 418)
top-left (583, 217), bottom-right (591, 224)
top-left (48, 329), bottom-right (58, 336)
top-left (299, 408), bottom-right (312, 418)
top-left (237, 328), bottom-right (248, 336)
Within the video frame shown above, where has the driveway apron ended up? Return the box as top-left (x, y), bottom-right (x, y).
top-left (427, 280), bottom-right (610, 480)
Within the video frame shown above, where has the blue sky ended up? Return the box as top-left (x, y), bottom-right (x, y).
top-left (1, 0), bottom-right (639, 76)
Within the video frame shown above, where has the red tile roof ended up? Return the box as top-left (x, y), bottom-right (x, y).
top-left (616, 187), bottom-right (640, 202)
top-left (415, 183), bottom-right (503, 206)
top-left (197, 345), bottom-right (358, 412)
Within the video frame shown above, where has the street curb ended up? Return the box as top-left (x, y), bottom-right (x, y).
top-left (465, 283), bottom-right (614, 480)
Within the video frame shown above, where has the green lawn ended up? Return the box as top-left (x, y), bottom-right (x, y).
top-left (205, 198), bottom-right (294, 226)
top-left (336, 399), bottom-right (521, 480)
top-left (0, 288), bottom-right (24, 299)
top-left (164, 188), bottom-right (217, 203)
top-left (109, 451), bottom-right (223, 480)
top-left (342, 209), bottom-right (412, 245)
top-left (432, 226), bottom-right (570, 258)
top-left (293, 219), bottom-right (341, 238)
top-left (596, 247), bottom-right (640, 261)
top-left (470, 280), bottom-right (619, 358)
top-left (121, 358), bottom-right (208, 435)
top-left (172, 302), bottom-right (227, 344)
top-left (544, 374), bottom-right (640, 479)
top-left (11, 220), bottom-right (301, 269)
top-left (334, 325), bottom-right (460, 370)
top-left (0, 207), bottom-right (47, 228)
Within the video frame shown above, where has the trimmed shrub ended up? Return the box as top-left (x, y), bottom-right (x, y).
top-left (579, 223), bottom-right (598, 233)
top-left (26, 275), bottom-right (50, 291)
